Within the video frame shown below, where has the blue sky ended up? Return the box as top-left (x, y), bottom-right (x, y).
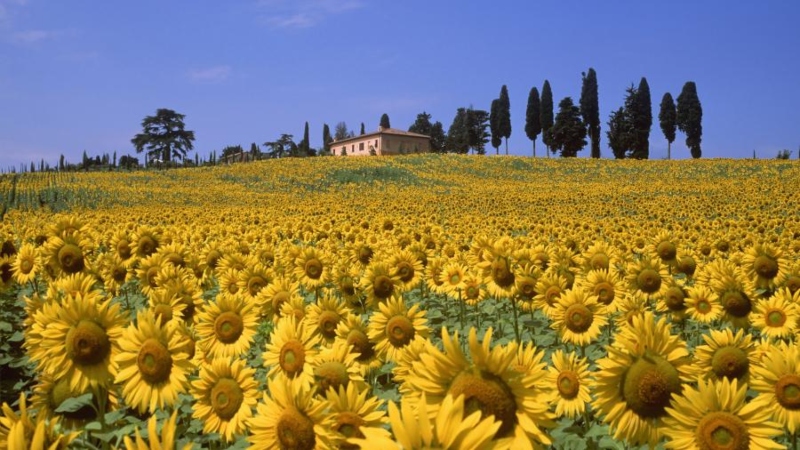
top-left (1, 1), bottom-right (798, 169)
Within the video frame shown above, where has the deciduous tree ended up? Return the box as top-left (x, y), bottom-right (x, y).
top-left (551, 97), bottom-right (586, 157)
top-left (131, 108), bottom-right (195, 164)
top-left (445, 108), bottom-right (469, 154)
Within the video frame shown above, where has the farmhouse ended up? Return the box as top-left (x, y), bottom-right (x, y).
top-left (332, 126), bottom-right (431, 156)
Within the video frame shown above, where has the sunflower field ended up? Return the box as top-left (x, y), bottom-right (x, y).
top-left (1, 154), bottom-right (799, 449)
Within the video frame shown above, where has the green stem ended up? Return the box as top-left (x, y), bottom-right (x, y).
top-left (793, 431), bottom-right (797, 450)
top-left (511, 296), bottom-right (520, 344)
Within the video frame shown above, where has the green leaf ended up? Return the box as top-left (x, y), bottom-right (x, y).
top-left (0, 321), bottom-right (12, 332)
top-left (54, 393), bottom-right (94, 413)
top-left (9, 331), bottom-right (24, 342)
top-left (84, 421), bottom-right (103, 431)
top-left (104, 409), bottom-right (126, 424)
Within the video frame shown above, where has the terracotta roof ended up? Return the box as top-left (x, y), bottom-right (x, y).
top-left (331, 127), bottom-right (430, 144)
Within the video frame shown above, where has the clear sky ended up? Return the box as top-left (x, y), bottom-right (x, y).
top-left (1, 1), bottom-right (798, 169)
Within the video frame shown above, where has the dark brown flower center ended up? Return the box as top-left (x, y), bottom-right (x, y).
top-left (20, 258), bottom-right (34, 274)
top-left (636, 268), bottom-right (662, 294)
top-left (491, 258), bottom-right (515, 288)
top-left (112, 266), bottom-right (127, 283)
top-left (153, 303), bottom-right (174, 323)
top-left (765, 309), bottom-right (787, 328)
top-left (664, 286), bottom-right (686, 311)
top-left (210, 377), bottom-right (243, 420)
top-left (347, 330), bottom-right (375, 363)
top-left (386, 316), bottom-right (415, 348)
top-left (280, 339), bottom-right (306, 375)
top-left (372, 275), bottom-right (394, 299)
top-left (335, 411), bottom-right (365, 448)
top-left (314, 361), bottom-right (350, 395)
top-left (593, 282), bottom-right (615, 305)
top-left (58, 244), bottom-right (85, 274)
top-left (754, 255), bottom-right (779, 279)
top-left (449, 370), bottom-right (518, 438)
top-left (557, 370), bottom-right (581, 399)
top-left (622, 354), bottom-right (682, 418)
top-left (589, 253), bottom-right (610, 271)
top-left (711, 346), bottom-right (749, 381)
top-left (137, 338), bottom-right (173, 384)
top-left (318, 311), bottom-right (340, 340)
top-left (677, 256), bottom-right (697, 276)
top-left (304, 259), bottom-right (323, 279)
top-left (66, 320), bottom-right (110, 366)
top-left (116, 240), bottom-right (132, 260)
top-left (656, 242), bottom-right (677, 261)
top-left (214, 311), bottom-right (244, 344)
top-left (564, 304), bottom-right (593, 333)
top-left (721, 291), bottom-right (751, 318)
top-left (137, 236), bottom-right (157, 256)
top-left (695, 411), bottom-right (749, 450)
top-left (339, 277), bottom-right (355, 296)
top-left (775, 374), bottom-right (800, 410)
top-left (357, 246), bottom-right (373, 265)
top-left (544, 286), bottom-right (562, 306)
top-left (278, 407), bottom-right (316, 450)
top-left (247, 275), bottom-right (268, 297)
top-left (395, 262), bottom-right (414, 283)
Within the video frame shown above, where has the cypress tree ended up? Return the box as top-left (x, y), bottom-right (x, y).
top-left (524, 87), bottom-right (541, 157)
top-left (360, 122), bottom-right (365, 135)
top-left (631, 77), bottom-right (652, 159)
top-left (540, 80), bottom-right (554, 157)
top-left (322, 124), bottom-right (332, 154)
top-left (580, 68), bottom-right (601, 158)
top-left (497, 85), bottom-right (511, 154)
top-left (489, 98), bottom-right (501, 155)
top-left (658, 93), bottom-right (677, 160)
top-left (301, 121), bottom-right (310, 156)
top-left (677, 81), bottom-right (703, 159)
top-left (380, 113), bottom-right (391, 129)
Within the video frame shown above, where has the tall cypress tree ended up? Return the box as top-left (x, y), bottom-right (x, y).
top-left (322, 124), bottom-right (332, 154)
top-left (299, 121), bottom-right (310, 156)
top-left (677, 81), bottom-right (703, 159)
top-left (580, 68), bottom-right (601, 158)
top-left (498, 85), bottom-right (511, 154)
top-left (659, 93), bottom-right (677, 160)
top-left (380, 113), bottom-right (391, 129)
top-left (551, 97), bottom-right (587, 157)
top-left (631, 77), bottom-right (652, 159)
top-left (489, 99), bottom-right (502, 155)
top-left (525, 87), bottom-right (541, 157)
top-left (540, 80), bottom-right (554, 158)
top-left (360, 122), bottom-right (365, 135)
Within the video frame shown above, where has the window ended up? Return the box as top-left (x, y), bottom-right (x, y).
top-left (375, 139), bottom-right (378, 148)
top-left (359, 142), bottom-right (364, 151)
top-left (352, 145), bottom-right (355, 152)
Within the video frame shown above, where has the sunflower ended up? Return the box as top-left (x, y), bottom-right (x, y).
top-left (546, 350), bottom-right (592, 419)
top-left (657, 280), bottom-right (689, 321)
top-left (335, 314), bottom-right (381, 375)
top-left (114, 309), bottom-right (194, 413)
top-left (439, 261), bottom-right (468, 298)
top-left (108, 229), bottom-right (135, 266)
top-left (0, 255), bottom-right (14, 291)
top-left (685, 285), bottom-right (723, 323)
top-left (248, 376), bottom-right (337, 449)
top-left (368, 295), bottom-right (429, 363)
top-left (647, 231), bottom-right (679, 267)
top-left (626, 256), bottom-right (670, 299)
top-left (533, 273), bottom-right (568, 319)
top-left (479, 253), bottom-right (517, 299)
top-left (98, 253), bottom-right (129, 296)
top-left (694, 328), bottom-right (759, 383)
top-left (11, 242), bottom-right (40, 285)
top-left (195, 293), bottom-right (258, 359)
top-left (581, 241), bottom-right (621, 273)
top-left (550, 287), bottom-right (608, 346)
top-left (236, 262), bottom-right (273, 300)
top-left (393, 338), bottom-right (433, 392)
top-left (191, 357), bottom-right (259, 442)
top-left (263, 316), bottom-right (321, 388)
top-left (312, 339), bottom-right (366, 396)
top-left (216, 251), bottom-right (252, 275)
top-left (280, 294), bottom-right (309, 323)
top-left (48, 214), bottom-right (88, 239)
top-left (592, 312), bottom-right (694, 447)
top-left (348, 393), bottom-right (503, 450)
top-left (778, 261), bottom-right (800, 295)
top-left (27, 290), bottom-right (126, 391)
top-left (663, 377), bottom-right (784, 449)
top-left (147, 287), bottom-right (186, 325)
top-left (294, 247), bottom-right (331, 291)
top-left (424, 256), bottom-right (447, 295)
top-left (122, 410), bottom-right (194, 450)
top-left (742, 243), bottom-right (789, 291)
top-left (326, 383), bottom-right (388, 447)
top-left (461, 272), bottom-right (487, 306)
top-left (306, 294), bottom-right (351, 345)
top-left (750, 340), bottom-right (800, 434)
top-left (135, 253), bottom-right (165, 296)
top-left (43, 233), bottom-right (91, 276)
top-left (158, 265), bottom-right (204, 323)
top-left (750, 287), bottom-right (799, 340)
top-left (332, 263), bottom-right (362, 309)
top-left (715, 275), bottom-right (757, 329)
top-left (0, 393), bottom-right (80, 450)
top-left (30, 372), bottom-right (110, 428)
top-left (132, 225), bottom-right (161, 259)
top-left (578, 268), bottom-right (626, 313)
top-left (361, 262), bottom-right (401, 308)
top-left (45, 271), bottom-right (99, 302)
top-left (404, 327), bottom-right (555, 447)
top-left (388, 249), bottom-right (423, 292)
